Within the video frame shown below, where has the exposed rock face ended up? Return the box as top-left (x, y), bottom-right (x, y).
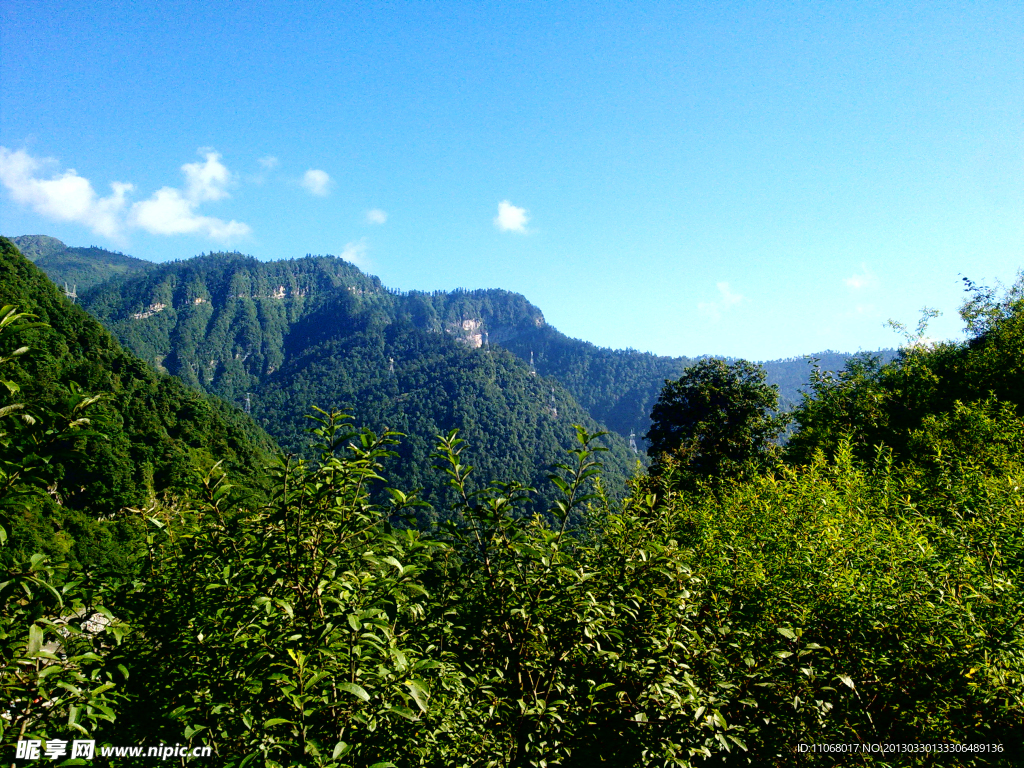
top-left (131, 302), bottom-right (167, 320)
top-left (461, 318), bottom-right (483, 348)
top-left (445, 317), bottom-right (485, 348)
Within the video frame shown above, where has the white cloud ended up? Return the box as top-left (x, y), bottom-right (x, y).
top-left (0, 146), bottom-right (250, 242)
top-left (844, 263), bottom-right (878, 290)
top-left (339, 238), bottom-right (370, 269)
top-left (494, 200), bottom-right (529, 233)
top-left (302, 169), bottom-right (332, 197)
top-left (130, 187), bottom-right (250, 239)
top-left (247, 155), bottom-right (279, 185)
top-left (129, 150), bottom-right (249, 240)
top-left (365, 208), bottom-right (388, 225)
top-left (182, 150), bottom-right (232, 202)
top-left (0, 147), bottom-right (132, 239)
top-left (698, 282), bottom-right (744, 321)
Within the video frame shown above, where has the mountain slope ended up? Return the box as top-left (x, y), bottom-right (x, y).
top-left (10, 235), bottom-right (156, 291)
top-left (370, 287), bottom-right (895, 447)
top-left (82, 253), bottom-right (639, 516)
top-left (0, 238), bottom-right (276, 569)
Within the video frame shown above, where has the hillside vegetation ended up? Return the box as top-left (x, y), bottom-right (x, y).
top-left (8, 236), bottom-right (894, 447)
top-left (3, 236), bottom-right (1024, 765)
top-left (10, 235), bottom-right (156, 291)
top-left (9, 237), bottom-right (896, 447)
top-left (80, 252), bottom-right (640, 515)
top-left (72, 245), bottom-right (894, 514)
top-left (0, 238), bottom-right (274, 570)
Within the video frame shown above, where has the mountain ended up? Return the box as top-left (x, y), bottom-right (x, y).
top-left (13, 235), bottom-right (895, 450)
top-left (372, 287), bottom-right (697, 449)
top-left (361, 288), bottom-right (896, 447)
top-left (9, 234), bottom-right (67, 260)
top-left (761, 349), bottom-right (900, 410)
top-left (0, 238), bottom-right (276, 569)
top-left (10, 235), bottom-right (156, 291)
top-left (76, 246), bottom-right (897, 483)
top-left (81, 253), bottom-right (640, 517)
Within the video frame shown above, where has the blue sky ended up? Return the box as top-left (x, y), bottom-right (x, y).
top-left (1, 1), bottom-right (1021, 360)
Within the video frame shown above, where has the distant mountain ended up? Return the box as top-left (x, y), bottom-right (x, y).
top-left (760, 350), bottom-right (899, 411)
top-left (10, 234), bottom-right (66, 260)
top-left (372, 288), bottom-right (896, 448)
top-left (81, 253), bottom-right (640, 517)
top-left (75, 243), bottom-right (895, 471)
top-left (0, 238), bottom-right (276, 569)
top-left (369, 288), bottom-right (694, 449)
top-left (9, 235), bottom-right (156, 291)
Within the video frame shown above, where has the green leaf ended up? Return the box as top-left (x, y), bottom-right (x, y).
top-left (727, 735), bottom-right (748, 751)
top-left (263, 718), bottom-right (292, 727)
top-left (387, 705), bottom-right (418, 721)
top-left (38, 662), bottom-right (63, 678)
top-left (332, 742), bottom-right (351, 759)
top-left (337, 682), bottom-right (370, 701)
top-left (776, 627), bottom-right (797, 640)
top-left (27, 623), bottom-right (44, 654)
top-left (405, 678), bottom-right (430, 712)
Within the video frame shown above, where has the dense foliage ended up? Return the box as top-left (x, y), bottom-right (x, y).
top-left (5, 240), bottom-right (1024, 765)
top-left (79, 253), bottom-right (639, 517)
top-left (8, 236), bottom-right (893, 458)
top-left (645, 358), bottom-right (788, 486)
top-left (0, 238), bottom-right (274, 570)
top-left (69, 244), bottom-right (892, 517)
top-left (786, 279), bottom-right (1024, 469)
top-left (71, 244), bottom-right (882, 452)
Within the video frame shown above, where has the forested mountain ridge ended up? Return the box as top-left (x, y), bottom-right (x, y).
top-left (8, 234), bottom-right (67, 260)
top-left (0, 238), bottom-right (276, 569)
top-left (82, 252), bottom-right (383, 397)
top-left (81, 252), bottom-right (639, 516)
top-left (72, 243), bottom-right (893, 451)
top-left (370, 288), bottom-right (896, 445)
top-left (387, 287), bottom-right (698, 446)
top-left (10, 234), bottom-right (156, 290)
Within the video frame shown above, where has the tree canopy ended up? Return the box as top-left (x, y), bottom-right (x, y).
top-left (645, 357), bottom-right (787, 485)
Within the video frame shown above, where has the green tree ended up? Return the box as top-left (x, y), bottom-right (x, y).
top-left (787, 279), bottom-right (1024, 467)
top-left (107, 411), bottom-right (449, 766)
top-left (645, 358), bottom-right (787, 485)
top-left (1, 306), bottom-right (127, 748)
